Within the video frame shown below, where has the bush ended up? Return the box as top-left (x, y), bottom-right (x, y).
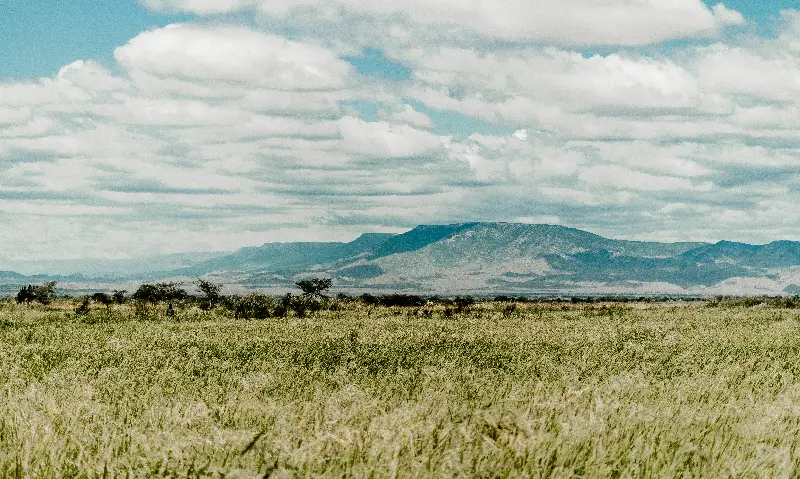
top-left (75, 297), bottom-right (91, 316)
top-left (132, 283), bottom-right (187, 304)
top-left (453, 296), bottom-right (475, 312)
top-left (378, 294), bottom-right (427, 308)
top-left (90, 293), bottom-right (113, 307)
top-left (225, 293), bottom-right (275, 320)
top-left (16, 282), bottom-right (57, 305)
top-left (196, 279), bottom-right (222, 310)
top-left (112, 290), bottom-right (127, 304)
top-left (295, 277), bottom-right (333, 297)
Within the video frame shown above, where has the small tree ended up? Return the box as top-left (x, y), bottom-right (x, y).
top-left (16, 285), bottom-right (35, 304)
top-left (196, 278), bottom-right (222, 310)
top-left (132, 282), bottom-right (187, 303)
top-left (132, 284), bottom-right (161, 303)
top-left (17, 282), bottom-right (56, 305)
top-left (295, 277), bottom-right (333, 298)
top-left (75, 296), bottom-right (91, 315)
top-left (91, 292), bottom-right (113, 306)
top-left (112, 290), bottom-right (127, 304)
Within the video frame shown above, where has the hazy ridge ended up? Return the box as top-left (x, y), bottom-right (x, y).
top-left (2, 223), bottom-right (799, 296)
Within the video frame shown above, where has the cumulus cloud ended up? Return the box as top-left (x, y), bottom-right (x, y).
top-left (337, 116), bottom-right (443, 158)
top-left (712, 3), bottom-right (746, 26)
top-left (115, 24), bottom-right (353, 90)
top-left (5, 2), bottom-right (800, 263)
top-left (141, 0), bottom-right (743, 46)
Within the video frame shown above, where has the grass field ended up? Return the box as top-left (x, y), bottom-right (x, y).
top-left (2, 299), bottom-right (800, 477)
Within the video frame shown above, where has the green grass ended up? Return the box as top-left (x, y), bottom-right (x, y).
top-left (2, 300), bottom-right (800, 477)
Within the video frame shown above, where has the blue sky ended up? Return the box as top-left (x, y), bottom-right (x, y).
top-left (1, 0), bottom-right (800, 263)
top-left (0, 0), bottom-right (193, 80)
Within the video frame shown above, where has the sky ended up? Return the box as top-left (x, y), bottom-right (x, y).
top-left (0, 0), bottom-right (799, 262)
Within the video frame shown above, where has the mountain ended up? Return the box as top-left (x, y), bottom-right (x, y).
top-left (166, 222), bottom-right (798, 295)
top-left (3, 223), bottom-right (799, 296)
top-left (182, 233), bottom-right (395, 274)
top-left (1, 252), bottom-right (227, 277)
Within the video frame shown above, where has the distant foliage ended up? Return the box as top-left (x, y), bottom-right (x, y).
top-left (453, 296), bottom-right (475, 312)
top-left (75, 297), bottom-right (91, 315)
top-left (361, 293), bottom-right (427, 308)
top-left (707, 296), bottom-right (800, 309)
top-left (15, 282), bottom-right (57, 305)
top-left (295, 278), bottom-right (333, 297)
top-left (227, 293), bottom-right (275, 320)
top-left (112, 290), bottom-right (127, 304)
top-left (220, 292), bottom-right (324, 320)
top-left (90, 292), bottom-right (113, 307)
top-left (132, 283), bottom-right (187, 304)
top-left (196, 278), bottom-right (223, 310)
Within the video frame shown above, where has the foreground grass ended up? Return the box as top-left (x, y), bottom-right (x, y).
top-left (1, 301), bottom-right (800, 477)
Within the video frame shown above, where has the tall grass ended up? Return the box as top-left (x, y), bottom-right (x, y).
top-left (1, 300), bottom-right (800, 477)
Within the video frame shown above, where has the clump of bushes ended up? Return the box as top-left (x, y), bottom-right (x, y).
top-left (15, 282), bottom-right (57, 305)
top-left (707, 296), bottom-right (800, 309)
top-left (359, 293), bottom-right (427, 307)
top-left (132, 282), bottom-right (187, 304)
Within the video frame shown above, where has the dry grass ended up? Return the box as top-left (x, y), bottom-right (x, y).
top-left (1, 300), bottom-right (800, 477)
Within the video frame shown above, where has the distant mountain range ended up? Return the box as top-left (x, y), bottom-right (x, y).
top-left (2, 223), bottom-right (800, 296)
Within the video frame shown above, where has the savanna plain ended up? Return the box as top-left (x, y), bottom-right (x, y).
top-left (3, 297), bottom-right (800, 477)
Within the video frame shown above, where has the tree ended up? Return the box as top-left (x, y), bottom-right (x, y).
top-left (112, 290), bottom-right (127, 304)
top-left (132, 284), bottom-right (161, 303)
top-left (17, 282), bottom-right (56, 305)
top-left (132, 282), bottom-right (187, 303)
top-left (16, 285), bottom-right (35, 304)
top-left (91, 292), bottom-right (113, 307)
top-left (196, 278), bottom-right (222, 310)
top-left (295, 277), bottom-right (333, 297)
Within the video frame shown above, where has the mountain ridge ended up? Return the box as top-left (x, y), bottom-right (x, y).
top-left (1, 222), bottom-right (799, 296)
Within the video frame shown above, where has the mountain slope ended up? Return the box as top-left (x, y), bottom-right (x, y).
top-left (7, 222), bottom-right (796, 296)
top-left (183, 233), bottom-right (396, 274)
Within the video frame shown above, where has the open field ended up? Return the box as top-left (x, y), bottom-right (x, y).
top-left (2, 299), bottom-right (800, 477)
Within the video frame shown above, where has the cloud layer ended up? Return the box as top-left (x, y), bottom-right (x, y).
top-left (1, 1), bottom-right (799, 262)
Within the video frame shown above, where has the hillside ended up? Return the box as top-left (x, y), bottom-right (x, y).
top-left (2, 223), bottom-right (799, 295)
top-left (177, 222), bottom-right (800, 295)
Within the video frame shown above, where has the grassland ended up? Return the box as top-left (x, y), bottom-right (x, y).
top-left (2, 299), bottom-right (800, 477)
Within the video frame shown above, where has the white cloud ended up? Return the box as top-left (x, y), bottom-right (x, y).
top-left (712, 3), bottom-right (746, 26)
top-left (115, 24), bottom-right (353, 91)
top-left (141, 0), bottom-right (741, 46)
top-left (0, 107), bottom-right (32, 126)
top-left (578, 165), bottom-right (712, 192)
top-left (337, 116), bottom-right (443, 158)
top-left (694, 44), bottom-right (800, 102)
top-left (5, 4), bottom-right (800, 261)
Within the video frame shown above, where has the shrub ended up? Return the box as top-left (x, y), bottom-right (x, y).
top-left (75, 297), bottom-right (91, 316)
top-left (359, 293), bottom-right (380, 306)
top-left (15, 285), bottom-right (35, 304)
top-left (226, 293), bottom-right (274, 320)
top-left (16, 282), bottom-right (56, 305)
top-left (90, 293), bottom-right (113, 307)
top-left (453, 296), bottom-right (475, 312)
top-left (112, 290), bottom-right (127, 304)
top-left (132, 283), bottom-right (187, 304)
top-left (295, 277), bottom-right (333, 297)
top-left (196, 279), bottom-right (222, 310)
